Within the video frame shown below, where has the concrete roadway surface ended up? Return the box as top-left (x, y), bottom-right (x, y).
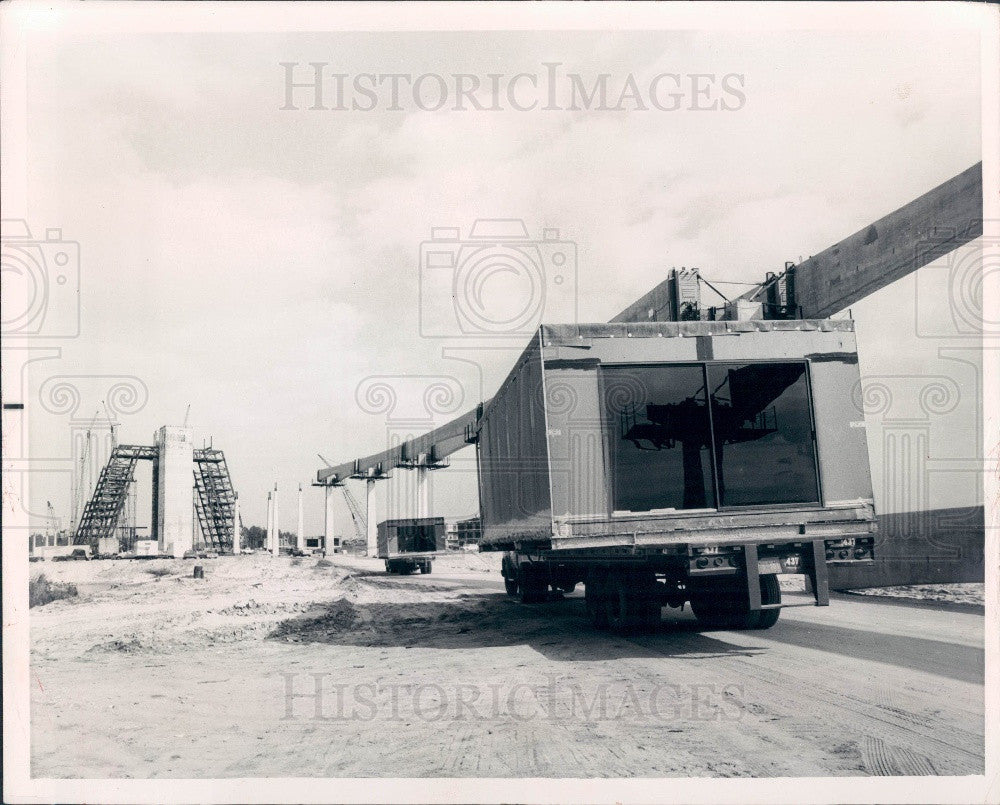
top-left (29, 554), bottom-right (984, 778)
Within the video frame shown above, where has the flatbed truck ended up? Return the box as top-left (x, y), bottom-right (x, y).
top-left (377, 517), bottom-right (446, 575)
top-left (478, 321), bottom-right (877, 632)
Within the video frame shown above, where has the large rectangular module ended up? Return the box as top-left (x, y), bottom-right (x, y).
top-left (376, 517), bottom-right (447, 557)
top-left (476, 321), bottom-right (875, 550)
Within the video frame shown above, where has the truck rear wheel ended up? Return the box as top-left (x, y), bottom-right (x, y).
top-left (502, 556), bottom-right (519, 597)
top-left (689, 574), bottom-right (781, 630)
top-left (604, 569), bottom-right (661, 633)
top-left (585, 569), bottom-right (609, 630)
top-left (518, 564), bottom-right (547, 604)
top-left (748, 574), bottom-right (781, 629)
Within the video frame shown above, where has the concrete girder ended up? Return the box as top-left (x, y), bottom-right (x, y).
top-left (315, 402), bottom-right (484, 485)
top-left (739, 162), bottom-right (983, 319)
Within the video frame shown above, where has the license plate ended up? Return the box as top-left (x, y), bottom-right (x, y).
top-left (758, 557), bottom-right (782, 575)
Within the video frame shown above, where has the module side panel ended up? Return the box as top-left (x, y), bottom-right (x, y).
top-left (478, 341), bottom-right (552, 548)
top-left (808, 338), bottom-right (876, 507)
top-left (543, 365), bottom-right (609, 524)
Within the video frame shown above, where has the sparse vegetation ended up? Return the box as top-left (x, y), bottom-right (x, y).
top-left (29, 574), bottom-right (78, 608)
top-left (146, 567), bottom-right (172, 578)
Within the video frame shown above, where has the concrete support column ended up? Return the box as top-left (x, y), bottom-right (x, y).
top-left (266, 491), bottom-right (274, 554)
top-left (366, 478), bottom-right (377, 557)
top-left (323, 484), bottom-right (336, 556)
top-left (272, 484), bottom-right (280, 557)
top-left (231, 493), bottom-right (241, 555)
top-left (416, 466), bottom-right (430, 519)
top-left (155, 425), bottom-right (194, 558)
top-left (296, 484), bottom-right (304, 552)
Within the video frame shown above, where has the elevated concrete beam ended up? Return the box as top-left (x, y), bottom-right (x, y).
top-left (743, 162), bottom-right (983, 318)
top-left (316, 403), bottom-right (484, 485)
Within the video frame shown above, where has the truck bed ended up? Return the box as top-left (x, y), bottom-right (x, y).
top-left (478, 500), bottom-right (875, 552)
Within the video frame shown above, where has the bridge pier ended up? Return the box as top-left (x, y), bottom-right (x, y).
top-left (266, 489), bottom-right (274, 555)
top-left (232, 493), bottom-right (241, 554)
top-left (366, 478), bottom-right (377, 557)
top-left (271, 484), bottom-right (280, 557)
top-left (155, 425), bottom-right (194, 558)
top-left (296, 483), bottom-right (304, 553)
top-left (323, 484), bottom-right (336, 555)
top-left (416, 466), bottom-right (429, 519)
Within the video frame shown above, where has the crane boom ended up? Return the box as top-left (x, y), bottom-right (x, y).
top-left (340, 485), bottom-right (368, 540)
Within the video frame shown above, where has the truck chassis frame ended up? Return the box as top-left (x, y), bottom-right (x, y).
top-left (500, 536), bottom-right (873, 632)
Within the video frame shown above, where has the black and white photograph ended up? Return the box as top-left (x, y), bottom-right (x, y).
top-left (2, 2), bottom-right (997, 803)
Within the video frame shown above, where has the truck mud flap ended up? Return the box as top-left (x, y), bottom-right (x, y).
top-left (744, 540), bottom-right (830, 610)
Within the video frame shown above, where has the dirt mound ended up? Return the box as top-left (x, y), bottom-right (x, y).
top-left (269, 598), bottom-right (361, 641)
top-left (86, 637), bottom-right (153, 654)
top-left (29, 574), bottom-right (79, 608)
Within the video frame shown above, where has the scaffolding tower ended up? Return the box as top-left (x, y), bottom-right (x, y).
top-left (193, 448), bottom-right (237, 552)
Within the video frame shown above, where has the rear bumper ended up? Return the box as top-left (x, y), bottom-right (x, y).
top-left (546, 501), bottom-right (876, 552)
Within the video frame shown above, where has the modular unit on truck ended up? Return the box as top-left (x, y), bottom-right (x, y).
top-left (377, 517), bottom-right (446, 574)
top-left (477, 321), bottom-right (877, 632)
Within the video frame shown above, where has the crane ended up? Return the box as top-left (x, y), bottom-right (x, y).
top-left (102, 400), bottom-right (117, 449)
top-left (72, 409), bottom-right (101, 531)
top-left (318, 453), bottom-right (368, 550)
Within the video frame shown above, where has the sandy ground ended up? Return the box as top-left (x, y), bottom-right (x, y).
top-left (30, 553), bottom-right (984, 778)
top-left (845, 582), bottom-right (985, 608)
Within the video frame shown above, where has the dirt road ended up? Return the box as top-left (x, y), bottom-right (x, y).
top-left (30, 554), bottom-right (983, 778)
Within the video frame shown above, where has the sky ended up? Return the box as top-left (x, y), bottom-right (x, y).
top-left (10, 23), bottom-right (986, 538)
